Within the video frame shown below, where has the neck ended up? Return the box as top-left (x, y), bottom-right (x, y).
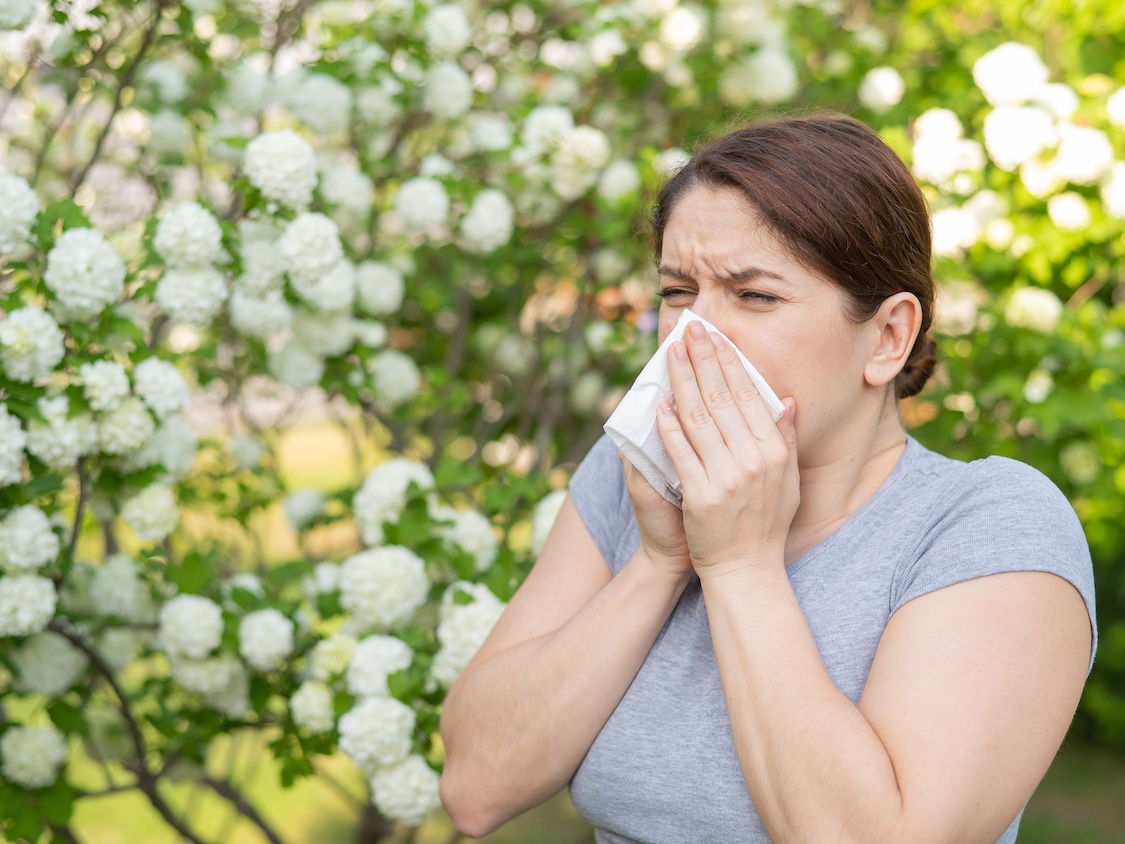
top-left (785, 401), bottom-right (908, 564)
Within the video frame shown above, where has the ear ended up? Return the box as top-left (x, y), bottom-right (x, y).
top-left (864, 292), bottom-right (922, 389)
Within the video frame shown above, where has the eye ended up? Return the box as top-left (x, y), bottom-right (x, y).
top-left (738, 290), bottom-right (779, 304)
top-left (655, 288), bottom-right (695, 301)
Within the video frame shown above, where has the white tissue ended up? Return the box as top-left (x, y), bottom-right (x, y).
top-left (604, 309), bottom-right (784, 507)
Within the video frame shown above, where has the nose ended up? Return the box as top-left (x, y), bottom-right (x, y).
top-left (685, 293), bottom-right (732, 336)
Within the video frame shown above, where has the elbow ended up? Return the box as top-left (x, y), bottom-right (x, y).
top-left (439, 765), bottom-right (506, 838)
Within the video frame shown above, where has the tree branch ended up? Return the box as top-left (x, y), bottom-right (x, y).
top-left (69, 1), bottom-right (167, 196)
top-left (201, 776), bottom-right (285, 844)
top-left (47, 622), bottom-right (209, 844)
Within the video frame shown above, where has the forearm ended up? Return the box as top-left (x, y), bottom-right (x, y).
top-left (440, 553), bottom-right (690, 836)
top-left (701, 567), bottom-right (905, 844)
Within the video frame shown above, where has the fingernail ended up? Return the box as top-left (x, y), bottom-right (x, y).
top-left (687, 322), bottom-right (706, 341)
top-left (660, 401), bottom-right (676, 416)
top-left (672, 341), bottom-right (687, 362)
top-left (709, 332), bottom-right (724, 350)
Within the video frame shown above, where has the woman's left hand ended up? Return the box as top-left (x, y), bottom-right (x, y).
top-left (656, 321), bottom-right (800, 575)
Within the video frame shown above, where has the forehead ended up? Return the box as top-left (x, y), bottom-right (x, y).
top-left (660, 185), bottom-right (803, 273)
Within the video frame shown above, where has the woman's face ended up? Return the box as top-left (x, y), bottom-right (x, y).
top-left (657, 185), bottom-right (880, 458)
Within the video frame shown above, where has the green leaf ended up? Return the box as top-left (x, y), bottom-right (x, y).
top-left (36, 782), bottom-right (79, 825)
top-left (46, 701), bottom-right (89, 737)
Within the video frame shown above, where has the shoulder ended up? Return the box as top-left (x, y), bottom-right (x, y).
top-left (892, 443), bottom-right (1096, 664)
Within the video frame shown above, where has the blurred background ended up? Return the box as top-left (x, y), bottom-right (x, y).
top-left (1, 0), bottom-right (1124, 841)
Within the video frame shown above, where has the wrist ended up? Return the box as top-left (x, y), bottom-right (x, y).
top-left (694, 550), bottom-right (788, 589)
top-left (630, 548), bottom-right (694, 590)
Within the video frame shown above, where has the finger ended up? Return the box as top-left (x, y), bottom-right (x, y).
top-left (655, 399), bottom-right (706, 489)
top-left (705, 331), bottom-right (782, 443)
top-left (779, 397), bottom-right (798, 452)
top-left (667, 333), bottom-right (731, 464)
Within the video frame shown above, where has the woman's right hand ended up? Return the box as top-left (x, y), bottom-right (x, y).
top-left (619, 451), bottom-right (694, 580)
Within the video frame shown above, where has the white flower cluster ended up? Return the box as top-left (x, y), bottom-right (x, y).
top-left (284, 489), bottom-right (327, 531)
top-left (170, 653), bottom-right (250, 716)
top-left (983, 104), bottom-right (1051, 172)
top-left (159, 594), bottom-right (223, 659)
top-left (434, 505), bottom-right (498, 572)
top-left (279, 212), bottom-right (351, 310)
top-left (90, 554), bottom-right (150, 621)
top-left (353, 458), bottom-right (434, 545)
top-left (972, 42), bottom-right (1049, 107)
top-left (320, 165), bottom-right (374, 212)
top-left (394, 177), bottom-right (450, 231)
top-left (11, 631), bottom-right (88, 696)
top-left (133, 357), bottom-right (191, 420)
top-left (124, 414), bottom-right (198, 481)
top-left (156, 265), bottom-right (229, 326)
top-left (239, 608), bottom-right (294, 671)
top-left (347, 634), bottom-right (413, 697)
top-left (338, 696), bottom-right (415, 775)
top-left (598, 160), bottom-right (641, 204)
top-left (339, 546), bottom-right (429, 631)
top-left (309, 630), bottom-right (356, 681)
top-left (0, 172), bottom-right (39, 253)
top-left (431, 583), bottom-right (505, 688)
top-left (1005, 287), bottom-right (1063, 334)
top-left (25, 395), bottom-right (97, 469)
top-left (424, 5), bottom-right (471, 56)
top-left (355, 261), bottom-right (405, 315)
top-left (368, 349), bottom-right (421, 409)
top-left (550, 126), bottom-right (611, 200)
top-left (424, 61), bottom-right (473, 120)
top-left (460, 189), bottom-right (514, 253)
top-left (153, 202), bottom-right (223, 268)
top-left (0, 726), bottom-right (68, 789)
top-left (718, 49), bottom-right (799, 107)
top-left (911, 109), bottom-right (985, 192)
top-left (370, 754), bottom-right (442, 826)
top-left (97, 397), bottom-right (155, 456)
top-left (268, 340), bottom-right (325, 390)
top-left (0, 0), bottom-right (36, 31)
top-left (282, 73), bottom-right (353, 135)
top-left (0, 403), bottom-right (26, 486)
top-left (43, 228), bottom-right (126, 321)
top-left (122, 483), bottom-right (179, 541)
top-left (0, 573), bottom-right (57, 636)
top-left (858, 67), bottom-right (905, 114)
top-left (0, 505), bottom-right (60, 571)
top-left (0, 307), bottom-right (65, 383)
top-left (290, 680), bottom-right (335, 732)
top-left (79, 360), bottom-right (130, 412)
top-left (244, 129), bottom-right (318, 210)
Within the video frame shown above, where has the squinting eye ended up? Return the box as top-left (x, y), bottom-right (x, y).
top-left (655, 288), bottom-right (694, 300)
top-left (739, 291), bottom-right (778, 303)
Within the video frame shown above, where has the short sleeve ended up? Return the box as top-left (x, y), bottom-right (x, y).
top-left (891, 457), bottom-right (1098, 673)
top-left (568, 434), bottom-right (633, 574)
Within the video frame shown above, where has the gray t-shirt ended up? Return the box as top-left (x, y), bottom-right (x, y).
top-left (567, 434), bottom-right (1097, 844)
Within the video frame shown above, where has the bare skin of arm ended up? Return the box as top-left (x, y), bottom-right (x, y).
top-left (439, 495), bottom-right (692, 837)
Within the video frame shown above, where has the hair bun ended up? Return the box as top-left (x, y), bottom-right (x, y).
top-left (896, 333), bottom-right (937, 399)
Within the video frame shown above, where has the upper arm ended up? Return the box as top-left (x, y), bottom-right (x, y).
top-left (453, 494), bottom-right (613, 685)
top-left (859, 571), bottom-right (1092, 842)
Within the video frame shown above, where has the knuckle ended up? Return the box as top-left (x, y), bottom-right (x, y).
top-left (686, 405), bottom-right (713, 426)
top-left (707, 387), bottom-right (734, 408)
top-left (733, 382), bottom-right (761, 405)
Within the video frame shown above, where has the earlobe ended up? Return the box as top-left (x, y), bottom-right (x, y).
top-left (864, 293), bottom-right (922, 389)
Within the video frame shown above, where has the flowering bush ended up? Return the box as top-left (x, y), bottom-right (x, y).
top-left (1, 0), bottom-right (1124, 840)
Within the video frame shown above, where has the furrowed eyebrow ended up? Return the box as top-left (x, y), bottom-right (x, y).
top-left (657, 265), bottom-right (786, 284)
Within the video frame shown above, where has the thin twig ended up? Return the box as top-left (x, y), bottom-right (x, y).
top-left (201, 776), bottom-right (286, 844)
top-left (47, 622), bottom-right (209, 844)
top-left (67, 458), bottom-right (88, 561)
top-left (69, 1), bottom-right (167, 196)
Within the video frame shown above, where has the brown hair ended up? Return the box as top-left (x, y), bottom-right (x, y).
top-left (651, 114), bottom-right (937, 399)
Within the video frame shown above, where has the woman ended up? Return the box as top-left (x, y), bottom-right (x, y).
top-left (439, 115), bottom-right (1096, 843)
